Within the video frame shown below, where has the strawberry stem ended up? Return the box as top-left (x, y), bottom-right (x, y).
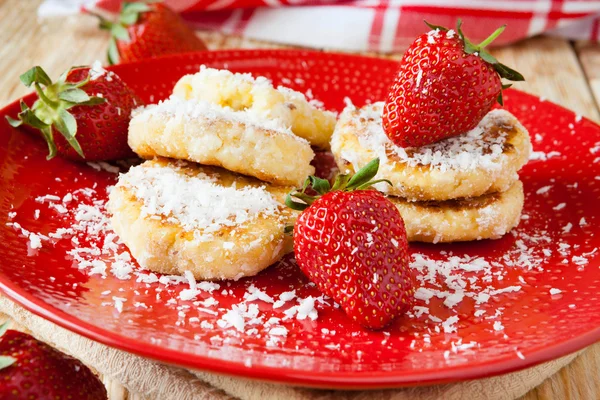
top-left (477, 25), bottom-right (506, 49)
top-left (422, 18), bottom-right (525, 105)
top-left (33, 83), bottom-right (57, 108)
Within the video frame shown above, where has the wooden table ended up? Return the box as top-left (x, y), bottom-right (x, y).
top-left (1, 0), bottom-right (600, 398)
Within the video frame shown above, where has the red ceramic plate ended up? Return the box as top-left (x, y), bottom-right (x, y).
top-left (0, 50), bottom-right (599, 389)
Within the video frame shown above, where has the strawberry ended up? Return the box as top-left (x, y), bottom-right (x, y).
top-left (6, 64), bottom-right (141, 161)
top-left (0, 322), bottom-right (107, 400)
top-left (287, 159), bottom-right (415, 329)
top-left (96, 1), bottom-right (207, 65)
top-left (382, 20), bottom-right (524, 148)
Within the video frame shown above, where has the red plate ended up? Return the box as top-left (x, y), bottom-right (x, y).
top-left (0, 50), bottom-right (599, 389)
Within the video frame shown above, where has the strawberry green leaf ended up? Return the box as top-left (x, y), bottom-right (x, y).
top-left (5, 115), bottom-right (23, 127)
top-left (19, 100), bottom-right (28, 111)
top-left (497, 91), bottom-right (504, 106)
top-left (19, 108), bottom-right (49, 130)
top-left (331, 174), bottom-right (350, 191)
top-left (494, 63), bottom-right (525, 81)
top-left (122, 2), bottom-right (152, 15)
top-left (502, 83), bottom-right (513, 90)
top-left (119, 11), bottom-right (138, 25)
top-left (463, 41), bottom-right (478, 55)
top-left (309, 176), bottom-right (331, 195)
top-left (283, 224), bottom-right (294, 235)
top-left (111, 24), bottom-right (131, 42)
top-left (20, 66), bottom-right (52, 88)
top-left (0, 320), bottom-right (9, 336)
top-left (346, 158), bottom-right (380, 190)
top-left (285, 193), bottom-right (310, 211)
top-left (40, 126), bottom-right (58, 160)
top-left (286, 158), bottom-right (390, 213)
top-left (58, 109), bottom-right (77, 135)
top-left (98, 17), bottom-right (113, 31)
top-left (54, 109), bottom-right (85, 159)
top-left (59, 88), bottom-right (91, 103)
top-left (77, 97), bottom-right (107, 106)
top-left (120, 2), bottom-right (151, 26)
top-left (34, 82), bottom-right (58, 108)
top-left (423, 20), bottom-right (448, 32)
top-left (0, 356), bottom-right (16, 370)
top-left (456, 18), bottom-right (465, 42)
top-left (478, 50), bottom-right (498, 65)
top-left (356, 179), bottom-right (392, 191)
top-left (108, 37), bottom-right (120, 65)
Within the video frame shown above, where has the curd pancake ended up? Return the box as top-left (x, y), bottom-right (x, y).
top-left (173, 66), bottom-right (337, 149)
top-left (128, 96), bottom-right (315, 187)
top-left (389, 180), bottom-right (524, 243)
top-left (331, 103), bottom-right (531, 201)
top-left (107, 158), bottom-right (298, 280)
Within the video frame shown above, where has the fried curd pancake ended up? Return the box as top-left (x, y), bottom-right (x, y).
top-left (128, 95), bottom-right (315, 187)
top-left (107, 158), bottom-right (298, 280)
top-left (173, 66), bottom-right (337, 149)
top-left (331, 103), bottom-right (532, 202)
top-left (389, 180), bottom-right (524, 243)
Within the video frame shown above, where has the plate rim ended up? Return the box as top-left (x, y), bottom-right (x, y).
top-left (0, 49), bottom-right (599, 389)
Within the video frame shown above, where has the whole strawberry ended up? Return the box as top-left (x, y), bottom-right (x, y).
top-left (0, 323), bottom-right (107, 400)
top-left (6, 64), bottom-right (141, 161)
top-left (382, 20), bottom-right (524, 148)
top-left (97, 1), bottom-right (207, 65)
top-left (287, 159), bottom-right (415, 329)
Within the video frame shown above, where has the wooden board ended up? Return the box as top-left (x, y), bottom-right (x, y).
top-left (0, 0), bottom-right (599, 398)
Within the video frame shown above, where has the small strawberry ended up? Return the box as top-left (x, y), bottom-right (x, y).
top-left (0, 322), bottom-right (107, 400)
top-left (96, 1), bottom-right (207, 65)
top-left (6, 64), bottom-right (141, 161)
top-left (382, 20), bottom-right (524, 148)
top-left (287, 159), bottom-right (415, 329)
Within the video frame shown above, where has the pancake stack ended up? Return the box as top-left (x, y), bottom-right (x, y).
top-left (330, 102), bottom-right (532, 243)
top-left (107, 67), bottom-right (336, 280)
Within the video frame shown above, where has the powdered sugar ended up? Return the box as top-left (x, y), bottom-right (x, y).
top-left (114, 161), bottom-right (281, 235)
top-left (345, 103), bottom-right (522, 172)
top-left (426, 29), bottom-right (440, 44)
top-left (89, 60), bottom-right (107, 80)
top-left (7, 146), bottom-right (598, 363)
top-left (133, 96), bottom-right (307, 144)
top-left (529, 150), bottom-right (561, 161)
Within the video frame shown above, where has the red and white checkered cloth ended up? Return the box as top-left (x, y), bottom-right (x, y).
top-left (39, 0), bottom-right (600, 52)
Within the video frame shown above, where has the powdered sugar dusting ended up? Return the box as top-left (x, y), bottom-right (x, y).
top-left (132, 96), bottom-right (307, 144)
top-left (345, 103), bottom-right (524, 172)
top-left (114, 161), bottom-right (281, 234)
top-left (6, 152), bottom-right (598, 364)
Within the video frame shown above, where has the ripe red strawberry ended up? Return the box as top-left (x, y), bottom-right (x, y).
top-left (0, 323), bottom-right (107, 400)
top-left (6, 64), bottom-right (141, 161)
top-left (96, 2), bottom-right (207, 65)
top-left (382, 20), bottom-right (524, 148)
top-left (287, 159), bottom-right (415, 329)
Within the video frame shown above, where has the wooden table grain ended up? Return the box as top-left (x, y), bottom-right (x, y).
top-left (1, 0), bottom-right (600, 398)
